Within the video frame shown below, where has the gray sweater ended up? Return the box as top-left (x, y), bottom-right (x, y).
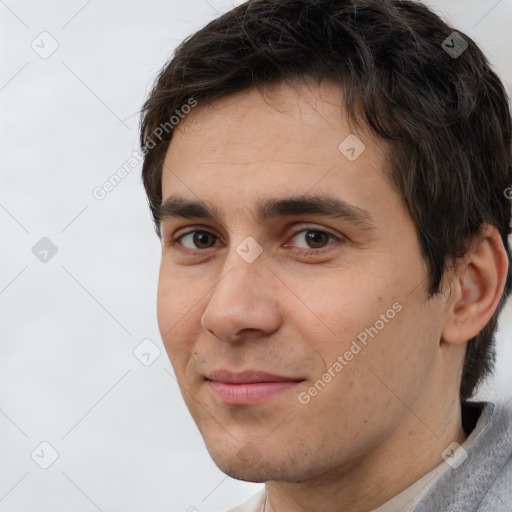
top-left (414, 400), bottom-right (512, 511)
top-left (226, 400), bottom-right (512, 512)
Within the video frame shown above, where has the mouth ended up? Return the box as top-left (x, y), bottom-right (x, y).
top-left (204, 369), bottom-right (305, 406)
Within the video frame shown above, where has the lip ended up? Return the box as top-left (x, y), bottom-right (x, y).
top-left (205, 369), bottom-right (303, 384)
top-left (205, 369), bottom-right (304, 406)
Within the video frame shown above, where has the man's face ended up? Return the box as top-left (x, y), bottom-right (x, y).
top-left (157, 81), bottom-right (446, 482)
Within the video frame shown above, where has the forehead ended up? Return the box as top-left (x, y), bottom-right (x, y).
top-left (160, 80), bottom-right (393, 223)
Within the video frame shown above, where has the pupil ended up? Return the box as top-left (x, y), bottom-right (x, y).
top-left (306, 230), bottom-right (327, 248)
top-left (195, 231), bottom-right (212, 248)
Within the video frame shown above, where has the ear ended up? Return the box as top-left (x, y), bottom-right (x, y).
top-left (441, 224), bottom-right (509, 346)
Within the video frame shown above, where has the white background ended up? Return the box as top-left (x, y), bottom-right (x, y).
top-left (1, 0), bottom-right (512, 511)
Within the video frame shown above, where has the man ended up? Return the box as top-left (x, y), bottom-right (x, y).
top-left (139, 0), bottom-right (512, 510)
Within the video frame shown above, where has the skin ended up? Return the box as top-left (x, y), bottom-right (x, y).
top-left (156, 80), bottom-right (508, 512)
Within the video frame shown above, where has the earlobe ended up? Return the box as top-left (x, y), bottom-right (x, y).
top-left (441, 225), bottom-right (509, 346)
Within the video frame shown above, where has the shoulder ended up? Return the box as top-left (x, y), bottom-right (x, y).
top-left (413, 400), bottom-right (512, 512)
top-left (475, 400), bottom-right (512, 510)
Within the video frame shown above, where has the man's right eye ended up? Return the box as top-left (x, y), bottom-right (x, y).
top-left (169, 229), bottom-right (221, 251)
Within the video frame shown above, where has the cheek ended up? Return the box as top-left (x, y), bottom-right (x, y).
top-left (156, 274), bottom-right (201, 371)
top-left (157, 267), bottom-right (200, 330)
top-left (284, 267), bottom-right (395, 352)
top-left (156, 278), bottom-right (176, 342)
top-left (287, 260), bottom-right (431, 384)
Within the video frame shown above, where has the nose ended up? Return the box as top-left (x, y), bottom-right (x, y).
top-left (200, 251), bottom-right (282, 343)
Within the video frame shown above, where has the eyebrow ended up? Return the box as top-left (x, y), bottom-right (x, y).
top-left (158, 194), bottom-right (375, 231)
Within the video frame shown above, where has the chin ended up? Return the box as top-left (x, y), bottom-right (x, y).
top-left (208, 445), bottom-right (312, 484)
top-left (203, 442), bottom-right (270, 482)
top-left (217, 465), bottom-right (270, 483)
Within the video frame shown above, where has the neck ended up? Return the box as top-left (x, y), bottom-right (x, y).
top-left (263, 396), bottom-right (467, 512)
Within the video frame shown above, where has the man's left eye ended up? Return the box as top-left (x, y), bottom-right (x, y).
top-left (287, 228), bottom-right (341, 251)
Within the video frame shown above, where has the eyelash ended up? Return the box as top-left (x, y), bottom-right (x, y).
top-left (166, 226), bottom-right (343, 256)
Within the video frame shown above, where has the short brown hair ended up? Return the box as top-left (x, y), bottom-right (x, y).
top-left (139, 0), bottom-right (512, 401)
